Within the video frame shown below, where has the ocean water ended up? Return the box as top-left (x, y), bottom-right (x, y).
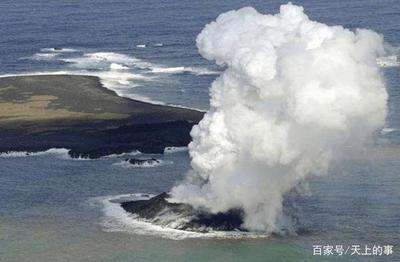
top-left (0, 0), bottom-right (400, 261)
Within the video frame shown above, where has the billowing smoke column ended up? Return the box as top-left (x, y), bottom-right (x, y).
top-left (170, 3), bottom-right (388, 233)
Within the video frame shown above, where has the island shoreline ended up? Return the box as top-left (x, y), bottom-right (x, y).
top-left (0, 75), bottom-right (204, 158)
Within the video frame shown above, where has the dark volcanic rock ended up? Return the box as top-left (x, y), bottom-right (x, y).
top-left (122, 192), bottom-right (191, 219)
top-left (125, 158), bottom-right (160, 166)
top-left (121, 192), bottom-right (245, 232)
top-left (0, 75), bottom-right (204, 158)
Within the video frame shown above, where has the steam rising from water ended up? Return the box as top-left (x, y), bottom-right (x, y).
top-left (171, 3), bottom-right (388, 233)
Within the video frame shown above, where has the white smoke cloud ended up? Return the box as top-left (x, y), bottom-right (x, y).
top-left (170, 3), bottom-right (388, 233)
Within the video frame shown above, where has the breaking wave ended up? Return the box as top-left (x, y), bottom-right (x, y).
top-left (40, 47), bottom-right (79, 53)
top-left (150, 66), bottom-right (219, 75)
top-left (0, 148), bottom-right (142, 160)
top-left (15, 48), bottom-right (220, 106)
top-left (61, 51), bottom-right (152, 69)
top-left (0, 148), bottom-right (72, 159)
top-left (376, 55), bottom-right (400, 67)
top-left (381, 127), bottom-right (398, 134)
top-left (30, 48), bottom-right (218, 77)
top-left (113, 159), bottom-right (172, 168)
top-left (163, 146), bottom-right (189, 154)
top-left (101, 150), bottom-right (142, 158)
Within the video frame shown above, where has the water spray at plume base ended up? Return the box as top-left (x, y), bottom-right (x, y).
top-left (170, 3), bottom-right (388, 233)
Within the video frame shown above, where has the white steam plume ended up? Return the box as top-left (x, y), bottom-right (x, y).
top-left (170, 3), bottom-right (388, 233)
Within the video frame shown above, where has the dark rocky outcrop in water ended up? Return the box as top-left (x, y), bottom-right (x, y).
top-left (125, 158), bottom-right (160, 166)
top-left (121, 192), bottom-right (245, 232)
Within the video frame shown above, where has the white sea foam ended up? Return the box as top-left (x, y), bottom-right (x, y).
top-left (11, 48), bottom-right (218, 107)
top-left (0, 148), bottom-right (98, 161)
top-left (167, 103), bottom-right (207, 112)
top-left (29, 49), bottom-right (219, 78)
top-left (113, 159), bottom-right (172, 168)
top-left (381, 127), bottom-right (397, 134)
top-left (0, 148), bottom-right (70, 158)
top-left (62, 52), bottom-right (151, 69)
top-left (41, 47), bottom-right (79, 53)
top-left (45, 51), bottom-right (163, 103)
top-left (109, 63), bottom-right (130, 70)
top-left (0, 71), bottom-right (73, 78)
top-left (101, 150), bottom-right (142, 158)
top-left (96, 194), bottom-right (268, 240)
top-left (0, 148), bottom-right (142, 160)
top-left (150, 66), bottom-right (187, 73)
top-left (376, 55), bottom-right (400, 67)
top-left (27, 48), bottom-right (79, 61)
top-left (95, 70), bottom-right (149, 89)
top-left (164, 146), bottom-right (189, 154)
top-left (31, 52), bottom-right (61, 60)
top-left (29, 49), bottom-right (219, 77)
top-left (150, 66), bottom-right (219, 75)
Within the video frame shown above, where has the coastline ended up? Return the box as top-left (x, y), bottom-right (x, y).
top-left (0, 75), bottom-right (204, 158)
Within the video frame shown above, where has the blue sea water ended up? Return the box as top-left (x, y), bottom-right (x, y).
top-left (0, 1), bottom-right (400, 261)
